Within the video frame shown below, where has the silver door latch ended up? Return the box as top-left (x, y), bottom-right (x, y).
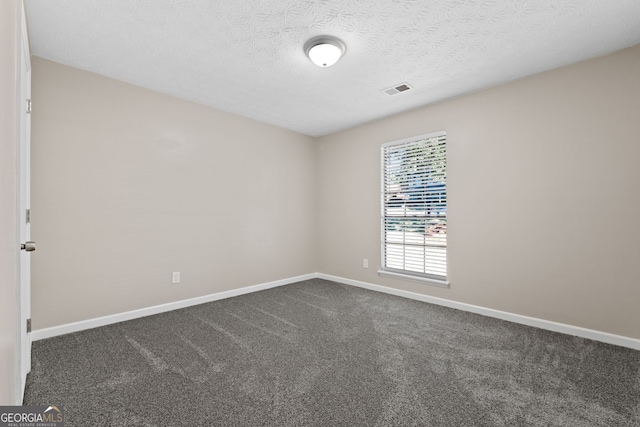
top-left (20, 241), bottom-right (36, 252)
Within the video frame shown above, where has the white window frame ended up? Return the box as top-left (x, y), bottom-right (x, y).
top-left (378, 131), bottom-right (449, 287)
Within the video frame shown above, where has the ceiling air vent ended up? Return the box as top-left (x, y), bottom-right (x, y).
top-left (384, 82), bottom-right (413, 96)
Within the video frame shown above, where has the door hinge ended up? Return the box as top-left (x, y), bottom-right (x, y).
top-left (26, 318), bottom-right (31, 334)
top-left (26, 99), bottom-right (31, 115)
top-left (26, 208), bottom-right (31, 224)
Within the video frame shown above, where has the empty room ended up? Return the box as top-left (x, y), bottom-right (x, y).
top-left (2, 0), bottom-right (640, 425)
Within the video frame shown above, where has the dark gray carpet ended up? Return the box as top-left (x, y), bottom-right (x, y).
top-left (24, 279), bottom-right (640, 426)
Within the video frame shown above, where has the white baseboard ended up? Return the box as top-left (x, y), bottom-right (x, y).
top-left (31, 273), bottom-right (316, 341)
top-left (33, 272), bottom-right (640, 351)
top-left (317, 273), bottom-right (640, 351)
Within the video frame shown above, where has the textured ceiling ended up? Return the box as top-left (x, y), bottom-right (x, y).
top-left (25, 0), bottom-right (640, 137)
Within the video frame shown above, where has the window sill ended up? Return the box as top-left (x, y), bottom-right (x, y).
top-left (378, 270), bottom-right (450, 288)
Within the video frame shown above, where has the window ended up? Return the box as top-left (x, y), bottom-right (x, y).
top-left (380, 131), bottom-right (448, 286)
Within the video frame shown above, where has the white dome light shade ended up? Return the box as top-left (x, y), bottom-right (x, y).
top-left (304, 36), bottom-right (346, 67)
top-left (308, 43), bottom-right (343, 67)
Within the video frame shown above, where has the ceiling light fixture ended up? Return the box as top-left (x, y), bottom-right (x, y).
top-left (304, 35), bottom-right (346, 67)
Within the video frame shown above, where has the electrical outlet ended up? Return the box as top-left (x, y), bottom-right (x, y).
top-left (363, 259), bottom-right (369, 268)
top-left (172, 272), bottom-right (180, 284)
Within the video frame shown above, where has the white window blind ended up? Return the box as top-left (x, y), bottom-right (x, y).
top-left (381, 131), bottom-right (447, 285)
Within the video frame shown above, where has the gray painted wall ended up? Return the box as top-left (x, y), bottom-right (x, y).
top-left (317, 45), bottom-right (640, 339)
top-left (31, 58), bottom-right (317, 329)
top-left (0, 0), bottom-right (20, 405)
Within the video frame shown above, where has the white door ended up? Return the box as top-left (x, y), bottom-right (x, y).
top-left (18, 0), bottom-right (32, 399)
